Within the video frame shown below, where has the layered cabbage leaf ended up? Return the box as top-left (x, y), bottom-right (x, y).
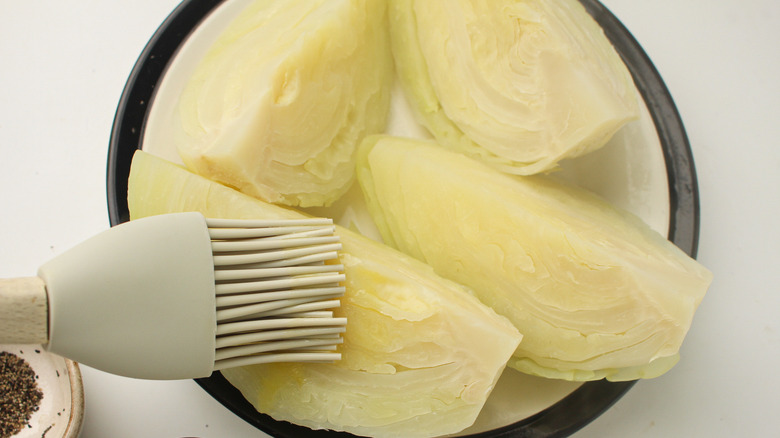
top-left (388, 0), bottom-right (639, 174)
top-left (356, 135), bottom-right (712, 381)
top-left (127, 150), bottom-right (522, 438)
top-left (175, 0), bottom-right (393, 207)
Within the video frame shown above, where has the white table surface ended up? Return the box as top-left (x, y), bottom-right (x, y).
top-left (1, 1), bottom-right (778, 437)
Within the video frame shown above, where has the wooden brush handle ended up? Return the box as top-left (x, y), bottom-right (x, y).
top-left (0, 277), bottom-right (49, 344)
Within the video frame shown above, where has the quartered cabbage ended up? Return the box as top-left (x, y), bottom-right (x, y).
top-left (127, 150), bottom-right (522, 438)
top-left (356, 136), bottom-right (712, 381)
top-left (388, 0), bottom-right (639, 174)
top-left (175, 0), bottom-right (393, 207)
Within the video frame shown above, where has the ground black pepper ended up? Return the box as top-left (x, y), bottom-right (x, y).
top-left (1, 351), bottom-right (44, 438)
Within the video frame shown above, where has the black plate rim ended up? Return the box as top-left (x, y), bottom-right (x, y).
top-left (105, 1), bottom-right (701, 436)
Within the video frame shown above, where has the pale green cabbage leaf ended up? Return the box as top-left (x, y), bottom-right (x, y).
top-left (388, 0), bottom-right (639, 174)
top-left (356, 135), bottom-right (712, 381)
top-left (127, 150), bottom-right (522, 438)
top-left (175, 0), bottom-right (393, 207)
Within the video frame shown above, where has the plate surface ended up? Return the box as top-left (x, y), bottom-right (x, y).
top-left (106, 0), bottom-right (701, 436)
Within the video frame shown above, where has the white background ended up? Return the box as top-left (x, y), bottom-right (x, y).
top-left (1, 1), bottom-right (778, 437)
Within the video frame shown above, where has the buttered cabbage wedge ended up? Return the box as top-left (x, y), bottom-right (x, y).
top-left (127, 150), bottom-right (521, 438)
top-left (175, 0), bottom-right (393, 207)
top-left (388, 0), bottom-right (639, 175)
top-left (356, 136), bottom-right (712, 381)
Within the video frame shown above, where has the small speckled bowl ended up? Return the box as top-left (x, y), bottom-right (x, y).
top-left (1, 345), bottom-right (84, 438)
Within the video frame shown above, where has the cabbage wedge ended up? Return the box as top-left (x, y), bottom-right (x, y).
top-left (127, 150), bottom-right (522, 438)
top-left (388, 0), bottom-right (639, 174)
top-left (175, 0), bottom-right (393, 207)
top-left (356, 135), bottom-right (712, 381)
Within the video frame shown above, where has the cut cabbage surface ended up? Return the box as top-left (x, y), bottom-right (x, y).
top-left (175, 0), bottom-right (393, 207)
top-left (128, 150), bottom-right (521, 438)
top-left (356, 135), bottom-right (712, 381)
top-left (388, 0), bottom-right (639, 174)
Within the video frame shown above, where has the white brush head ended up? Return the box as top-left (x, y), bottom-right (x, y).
top-left (39, 212), bottom-right (216, 380)
top-left (204, 217), bottom-right (347, 371)
top-left (37, 212), bottom-right (346, 380)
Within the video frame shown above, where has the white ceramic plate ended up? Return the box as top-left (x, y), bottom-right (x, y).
top-left (106, 1), bottom-right (701, 436)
